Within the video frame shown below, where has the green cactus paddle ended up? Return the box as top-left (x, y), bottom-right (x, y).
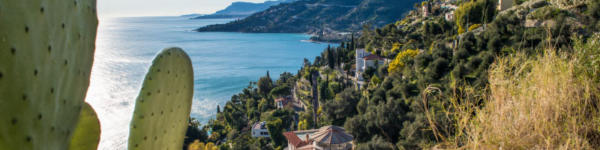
top-left (69, 103), bottom-right (101, 150)
top-left (0, 0), bottom-right (98, 149)
top-left (128, 47), bottom-right (194, 150)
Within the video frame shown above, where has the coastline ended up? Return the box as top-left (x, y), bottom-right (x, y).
top-left (89, 16), bottom-right (331, 150)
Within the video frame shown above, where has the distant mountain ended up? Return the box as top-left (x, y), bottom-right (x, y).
top-left (180, 13), bottom-right (203, 18)
top-left (193, 0), bottom-right (296, 19)
top-left (195, 0), bottom-right (422, 33)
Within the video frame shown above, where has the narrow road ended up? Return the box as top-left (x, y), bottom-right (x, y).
top-left (292, 86), bottom-right (307, 111)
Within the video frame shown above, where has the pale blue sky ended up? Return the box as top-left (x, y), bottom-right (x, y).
top-left (98, 0), bottom-right (267, 18)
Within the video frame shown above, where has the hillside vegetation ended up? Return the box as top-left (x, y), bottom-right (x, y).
top-left (185, 0), bottom-right (600, 149)
top-left (195, 0), bottom-right (421, 33)
top-left (454, 42), bottom-right (600, 149)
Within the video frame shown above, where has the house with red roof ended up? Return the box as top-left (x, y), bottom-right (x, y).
top-left (355, 49), bottom-right (385, 88)
top-left (362, 55), bottom-right (385, 70)
top-left (275, 96), bottom-right (305, 112)
top-left (275, 96), bottom-right (292, 109)
top-left (284, 126), bottom-right (353, 150)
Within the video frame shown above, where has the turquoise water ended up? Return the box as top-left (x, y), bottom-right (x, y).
top-left (85, 16), bottom-right (329, 149)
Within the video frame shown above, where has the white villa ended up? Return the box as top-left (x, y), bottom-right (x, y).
top-left (251, 121), bottom-right (270, 138)
top-left (355, 49), bottom-right (384, 87)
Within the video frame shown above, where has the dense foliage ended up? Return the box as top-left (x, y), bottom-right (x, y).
top-left (388, 49), bottom-right (419, 73)
top-left (454, 0), bottom-right (496, 33)
top-left (185, 0), bottom-right (600, 149)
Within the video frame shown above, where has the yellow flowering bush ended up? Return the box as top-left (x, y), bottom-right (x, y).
top-left (188, 140), bottom-right (217, 150)
top-left (388, 49), bottom-right (419, 73)
top-left (468, 24), bottom-right (482, 31)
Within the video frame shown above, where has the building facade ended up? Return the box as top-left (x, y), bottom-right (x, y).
top-left (275, 96), bottom-right (292, 109)
top-left (422, 4), bottom-right (430, 17)
top-left (354, 49), bottom-right (385, 89)
top-left (252, 121), bottom-right (270, 138)
top-left (354, 49), bottom-right (384, 82)
top-left (445, 11), bottom-right (455, 21)
top-left (362, 55), bottom-right (384, 71)
top-left (355, 48), bottom-right (370, 76)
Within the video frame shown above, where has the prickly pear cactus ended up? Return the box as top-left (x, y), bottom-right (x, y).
top-left (128, 47), bottom-right (194, 150)
top-left (0, 0), bottom-right (98, 150)
top-left (69, 103), bottom-right (101, 150)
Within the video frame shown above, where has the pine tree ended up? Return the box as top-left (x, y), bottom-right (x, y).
top-left (350, 33), bottom-right (356, 50)
top-left (257, 71), bottom-right (273, 97)
top-left (327, 45), bottom-right (335, 69)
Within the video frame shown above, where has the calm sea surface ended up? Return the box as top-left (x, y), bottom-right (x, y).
top-left (85, 16), bottom-right (328, 150)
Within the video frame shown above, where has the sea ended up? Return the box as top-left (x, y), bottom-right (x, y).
top-left (85, 16), bottom-right (329, 150)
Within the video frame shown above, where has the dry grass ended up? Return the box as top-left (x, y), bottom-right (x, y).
top-left (439, 36), bottom-right (600, 149)
top-left (463, 51), bottom-right (599, 149)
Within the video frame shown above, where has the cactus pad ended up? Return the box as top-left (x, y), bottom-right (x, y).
top-left (128, 47), bottom-right (194, 150)
top-left (69, 103), bottom-right (101, 150)
top-left (0, 0), bottom-right (98, 150)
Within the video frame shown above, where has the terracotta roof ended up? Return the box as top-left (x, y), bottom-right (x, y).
top-left (311, 126), bottom-right (354, 144)
top-left (363, 54), bottom-right (384, 60)
top-left (283, 132), bottom-right (311, 147)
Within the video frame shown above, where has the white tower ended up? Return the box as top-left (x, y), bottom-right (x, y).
top-left (355, 49), bottom-right (369, 82)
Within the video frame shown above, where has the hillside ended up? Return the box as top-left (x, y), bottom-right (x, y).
top-left (195, 0), bottom-right (422, 34)
top-left (192, 0), bottom-right (296, 19)
top-left (187, 0), bottom-right (600, 149)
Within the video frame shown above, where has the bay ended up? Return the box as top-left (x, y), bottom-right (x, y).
top-left (85, 16), bottom-right (329, 150)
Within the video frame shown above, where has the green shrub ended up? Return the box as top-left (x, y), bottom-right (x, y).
top-left (516, 0), bottom-right (529, 5)
top-left (266, 119), bottom-right (285, 147)
top-left (574, 34), bottom-right (600, 82)
top-left (549, 0), bottom-right (588, 9)
top-left (455, 0), bottom-right (497, 34)
top-left (528, 6), bottom-right (570, 20)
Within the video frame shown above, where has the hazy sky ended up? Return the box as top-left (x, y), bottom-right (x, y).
top-left (98, 0), bottom-right (267, 18)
